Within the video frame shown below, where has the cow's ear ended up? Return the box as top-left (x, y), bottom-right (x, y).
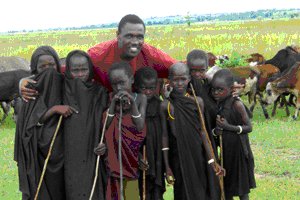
top-left (276, 81), bottom-right (289, 88)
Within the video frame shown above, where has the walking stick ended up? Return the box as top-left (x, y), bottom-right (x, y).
top-left (219, 134), bottom-right (225, 200)
top-left (89, 109), bottom-right (109, 200)
top-left (34, 115), bottom-right (63, 200)
top-left (189, 83), bottom-right (225, 200)
top-left (143, 145), bottom-right (146, 200)
top-left (119, 103), bottom-right (124, 200)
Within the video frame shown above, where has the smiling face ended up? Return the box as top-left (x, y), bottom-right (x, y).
top-left (69, 55), bottom-right (90, 82)
top-left (169, 63), bottom-right (190, 95)
top-left (36, 55), bottom-right (57, 74)
top-left (109, 68), bottom-right (133, 94)
top-left (117, 23), bottom-right (145, 60)
top-left (188, 58), bottom-right (208, 80)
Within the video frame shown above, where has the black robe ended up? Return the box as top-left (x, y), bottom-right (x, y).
top-left (189, 78), bottom-right (218, 152)
top-left (14, 68), bottom-right (65, 200)
top-left (217, 97), bottom-right (256, 197)
top-left (63, 77), bottom-right (108, 200)
top-left (168, 92), bottom-right (220, 200)
top-left (139, 96), bottom-right (165, 200)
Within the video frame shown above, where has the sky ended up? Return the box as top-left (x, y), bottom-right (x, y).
top-left (1, 0), bottom-right (299, 32)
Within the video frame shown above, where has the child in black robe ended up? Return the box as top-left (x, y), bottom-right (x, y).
top-left (63, 50), bottom-right (108, 200)
top-left (14, 46), bottom-right (75, 200)
top-left (160, 62), bottom-right (225, 200)
top-left (211, 69), bottom-right (256, 200)
top-left (134, 67), bottom-right (165, 200)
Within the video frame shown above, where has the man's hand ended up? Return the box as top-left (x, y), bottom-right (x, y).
top-left (20, 78), bottom-right (38, 102)
top-left (232, 82), bottom-right (244, 97)
top-left (52, 105), bottom-right (78, 118)
top-left (94, 143), bottom-right (107, 156)
top-left (211, 162), bottom-right (226, 177)
top-left (166, 167), bottom-right (175, 185)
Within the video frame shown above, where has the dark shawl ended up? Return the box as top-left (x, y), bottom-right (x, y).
top-left (14, 68), bottom-right (65, 200)
top-left (217, 97), bottom-right (256, 196)
top-left (168, 92), bottom-right (220, 200)
top-left (30, 46), bottom-right (61, 74)
top-left (189, 78), bottom-right (218, 155)
top-left (139, 96), bottom-right (165, 199)
top-left (63, 50), bottom-right (108, 200)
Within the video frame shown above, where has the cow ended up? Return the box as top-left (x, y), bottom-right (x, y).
top-left (246, 53), bottom-right (265, 65)
top-left (0, 69), bottom-right (30, 124)
top-left (265, 45), bottom-right (300, 73)
top-left (0, 56), bottom-right (30, 72)
top-left (265, 62), bottom-right (300, 120)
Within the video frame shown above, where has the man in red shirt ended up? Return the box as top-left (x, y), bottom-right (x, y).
top-left (88, 14), bottom-right (176, 90)
top-left (21, 14), bottom-right (176, 98)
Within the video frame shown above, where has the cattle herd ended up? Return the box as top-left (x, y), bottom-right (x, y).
top-left (0, 45), bottom-right (300, 126)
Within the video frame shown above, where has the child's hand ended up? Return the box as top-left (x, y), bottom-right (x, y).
top-left (52, 105), bottom-right (78, 117)
top-left (162, 83), bottom-right (172, 99)
top-left (216, 115), bottom-right (230, 130)
top-left (166, 167), bottom-right (175, 185)
top-left (138, 156), bottom-right (149, 171)
top-left (232, 82), bottom-right (244, 97)
top-left (211, 162), bottom-right (226, 177)
top-left (94, 143), bottom-right (107, 156)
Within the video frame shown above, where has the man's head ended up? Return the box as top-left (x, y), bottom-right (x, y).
top-left (117, 14), bottom-right (145, 60)
top-left (134, 67), bottom-right (158, 100)
top-left (186, 49), bottom-right (208, 80)
top-left (65, 50), bottom-right (93, 82)
top-left (30, 46), bottom-right (61, 74)
top-left (211, 69), bottom-right (234, 102)
top-left (168, 62), bottom-right (190, 95)
top-left (108, 61), bottom-right (134, 93)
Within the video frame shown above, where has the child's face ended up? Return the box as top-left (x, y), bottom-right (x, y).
top-left (211, 77), bottom-right (232, 102)
top-left (37, 55), bottom-right (57, 73)
top-left (110, 69), bottom-right (133, 93)
top-left (189, 58), bottom-right (207, 80)
top-left (69, 55), bottom-right (90, 82)
top-left (170, 68), bottom-right (190, 95)
top-left (136, 78), bottom-right (157, 100)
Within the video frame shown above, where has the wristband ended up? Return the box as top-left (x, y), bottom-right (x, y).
top-left (237, 125), bottom-right (243, 134)
top-left (208, 159), bottom-right (215, 164)
top-left (162, 147), bottom-right (170, 151)
top-left (131, 113), bottom-right (141, 118)
top-left (107, 109), bottom-right (115, 117)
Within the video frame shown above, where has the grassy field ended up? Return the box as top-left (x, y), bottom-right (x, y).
top-left (0, 19), bottom-right (299, 60)
top-left (0, 19), bottom-right (300, 199)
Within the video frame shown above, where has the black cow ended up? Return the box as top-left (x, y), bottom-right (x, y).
top-left (265, 45), bottom-right (300, 73)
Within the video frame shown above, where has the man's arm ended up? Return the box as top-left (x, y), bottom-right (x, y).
top-left (143, 44), bottom-right (177, 79)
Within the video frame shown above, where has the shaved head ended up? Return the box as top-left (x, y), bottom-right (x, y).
top-left (168, 62), bottom-right (190, 79)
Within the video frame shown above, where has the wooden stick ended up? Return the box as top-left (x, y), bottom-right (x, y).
top-left (189, 83), bottom-right (225, 200)
top-left (143, 145), bottom-right (146, 200)
top-left (219, 134), bottom-right (225, 200)
top-left (89, 110), bottom-right (109, 200)
top-left (34, 115), bottom-right (63, 200)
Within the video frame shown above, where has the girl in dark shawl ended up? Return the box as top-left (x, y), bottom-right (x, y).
top-left (211, 69), bottom-right (256, 200)
top-left (134, 67), bottom-right (165, 200)
top-left (14, 46), bottom-right (75, 200)
top-left (63, 50), bottom-right (108, 200)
